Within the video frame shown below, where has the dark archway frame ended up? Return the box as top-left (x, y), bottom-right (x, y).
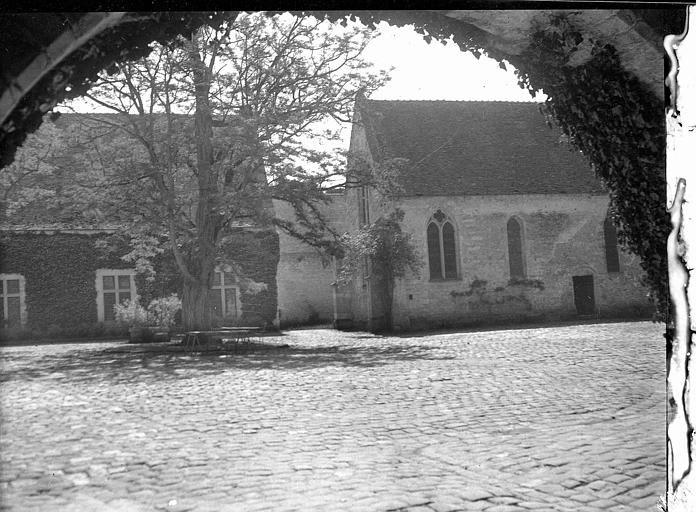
top-left (1, 6), bottom-right (693, 508)
top-left (0, 10), bottom-right (680, 320)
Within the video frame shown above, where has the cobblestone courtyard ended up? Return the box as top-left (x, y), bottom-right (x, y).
top-left (0, 321), bottom-right (664, 511)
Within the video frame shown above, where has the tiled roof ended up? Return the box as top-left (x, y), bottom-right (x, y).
top-left (358, 99), bottom-right (605, 196)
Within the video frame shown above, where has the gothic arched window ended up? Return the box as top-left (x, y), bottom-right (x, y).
top-left (604, 215), bottom-right (620, 273)
top-left (507, 217), bottom-right (526, 279)
top-left (427, 210), bottom-right (458, 280)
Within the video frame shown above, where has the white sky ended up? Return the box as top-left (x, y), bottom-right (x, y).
top-left (61, 20), bottom-right (543, 110)
top-left (313, 21), bottom-right (545, 158)
top-left (58, 20), bottom-right (544, 165)
top-left (364, 22), bottom-right (544, 102)
top-left (316, 22), bottom-right (545, 160)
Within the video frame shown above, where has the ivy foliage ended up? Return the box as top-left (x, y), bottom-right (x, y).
top-left (0, 232), bottom-right (128, 329)
top-left (337, 208), bottom-right (422, 331)
top-left (512, 16), bottom-right (669, 321)
top-left (336, 209), bottom-right (423, 287)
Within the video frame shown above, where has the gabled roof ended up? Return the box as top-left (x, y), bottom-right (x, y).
top-left (356, 99), bottom-right (605, 196)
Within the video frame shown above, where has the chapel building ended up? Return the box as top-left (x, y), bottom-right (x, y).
top-left (274, 98), bottom-right (652, 331)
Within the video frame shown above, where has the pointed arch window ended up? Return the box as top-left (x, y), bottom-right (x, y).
top-left (604, 215), bottom-right (620, 273)
top-left (427, 210), bottom-right (458, 280)
top-left (507, 217), bottom-right (526, 279)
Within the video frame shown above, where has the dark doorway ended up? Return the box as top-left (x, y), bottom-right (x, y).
top-left (573, 275), bottom-right (596, 315)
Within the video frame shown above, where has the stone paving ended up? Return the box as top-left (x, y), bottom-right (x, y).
top-left (0, 321), bottom-right (665, 511)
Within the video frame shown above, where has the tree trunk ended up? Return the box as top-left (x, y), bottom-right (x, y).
top-left (182, 278), bottom-right (213, 331)
top-left (178, 30), bottom-right (220, 333)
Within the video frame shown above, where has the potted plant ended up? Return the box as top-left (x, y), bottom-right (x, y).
top-left (114, 294), bottom-right (182, 343)
top-left (113, 298), bottom-right (150, 343)
top-left (146, 294), bottom-right (182, 342)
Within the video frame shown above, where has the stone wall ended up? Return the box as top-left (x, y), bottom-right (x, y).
top-left (386, 194), bottom-right (651, 330)
top-left (273, 196), bottom-right (352, 327)
top-left (274, 189), bottom-right (651, 332)
top-left (275, 250), bottom-right (335, 327)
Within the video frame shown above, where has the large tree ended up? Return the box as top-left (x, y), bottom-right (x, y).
top-left (6, 12), bottom-right (390, 330)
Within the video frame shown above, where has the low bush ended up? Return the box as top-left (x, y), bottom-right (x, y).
top-left (0, 322), bottom-right (129, 342)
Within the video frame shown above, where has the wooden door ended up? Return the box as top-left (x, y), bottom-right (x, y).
top-left (572, 275), bottom-right (596, 315)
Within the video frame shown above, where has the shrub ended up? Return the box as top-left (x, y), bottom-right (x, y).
top-left (105, 323), bottom-right (129, 338)
top-left (113, 294), bottom-right (181, 329)
top-left (0, 327), bottom-right (30, 341)
top-left (46, 323), bottom-right (63, 338)
top-left (92, 322), bottom-right (106, 337)
top-left (31, 327), bottom-right (46, 339)
top-left (73, 322), bottom-right (91, 338)
top-left (0, 321), bottom-right (129, 342)
top-left (113, 299), bottom-right (149, 327)
top-left (147, 294), bottom-right (181, 328)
